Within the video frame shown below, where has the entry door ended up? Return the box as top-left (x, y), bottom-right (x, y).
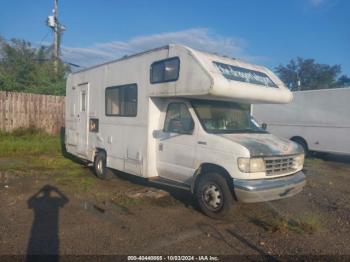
top-left (77, 83), bottom-right (89, 155)
top-left (157, 102), bottom-right (197, 184)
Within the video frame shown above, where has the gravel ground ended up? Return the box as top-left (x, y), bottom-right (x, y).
top-left (0, 154), bottom-right (349, 258)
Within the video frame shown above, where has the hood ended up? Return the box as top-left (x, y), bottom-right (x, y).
top-left (219, 133), bottom-right (302, 157)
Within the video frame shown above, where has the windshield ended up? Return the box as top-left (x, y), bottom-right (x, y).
top-left (191, 100), bottom-right (266, 134)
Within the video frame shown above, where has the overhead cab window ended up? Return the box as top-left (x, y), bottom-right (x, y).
top-left (105, 84), bottom-right (137, 117)
top-left (150, 57), bottom-right (180, 84)
top-left (213, 61), bottom-right (277, 88)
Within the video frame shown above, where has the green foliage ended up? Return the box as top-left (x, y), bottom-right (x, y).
top-left (0, 128), bottom-right (95, 192)
top-left (275, 57), bottom-right (350, 91)
top-left (0, 128), bottom-right (60, 157)
top-left (0, 36), bottom-right (70, 95)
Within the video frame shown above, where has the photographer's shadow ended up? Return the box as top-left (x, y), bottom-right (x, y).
top-left (26, 185), bottom-right (69, 261)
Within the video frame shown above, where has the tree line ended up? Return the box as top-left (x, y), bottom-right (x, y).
top-left (0, 37), bottom-right (69, 96)
top-left (275, 57), bottom-right (350, 91)
top-left (0, 36), bottom-right (349, 95)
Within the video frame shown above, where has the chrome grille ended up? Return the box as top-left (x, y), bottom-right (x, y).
top-left (264, 155), bottom-right (297, 176)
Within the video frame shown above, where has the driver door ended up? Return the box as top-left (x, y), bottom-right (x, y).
top-left (157, 102), bottom-right (197, 185)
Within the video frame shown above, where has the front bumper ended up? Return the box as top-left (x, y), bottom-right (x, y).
top-left (233, 171), bottom-right (306, 203)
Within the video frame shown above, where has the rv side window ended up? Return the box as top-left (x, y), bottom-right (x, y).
top-left (150, 57), bottom-right (180, 84)
top-left (81, 91), bottom-right (86, 112)
top-left (164, 103), bottom-right (194, 134)
top-left (105, 84), bottom-right (137, 117)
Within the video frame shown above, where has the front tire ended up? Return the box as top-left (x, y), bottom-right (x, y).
top-left (195, 173), bottom-right (233, 219)
top-left (94, 152), bottom-right (109, 179)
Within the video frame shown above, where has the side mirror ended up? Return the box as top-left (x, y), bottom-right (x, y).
top-left (262, 122), bottom-right (267, 130)
top-left (152, 130), bottom-right (162, 138)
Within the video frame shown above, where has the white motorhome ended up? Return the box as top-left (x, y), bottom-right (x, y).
top-left (65, 44), bottom-right (305, 218)
top-left (253, 88), bottom-right (350, 156)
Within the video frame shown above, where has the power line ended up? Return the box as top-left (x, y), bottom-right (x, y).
top-left (32, 58), bottom-right (83, 68)
top-left (39, 29), bottom-right (51, 46)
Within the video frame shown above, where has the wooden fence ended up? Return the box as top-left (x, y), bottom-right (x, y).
top-left (0, 91), bottom-right (65, 135)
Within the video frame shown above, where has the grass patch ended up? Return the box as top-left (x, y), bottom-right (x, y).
top-left (0, 128), bottom-right (96, 192)
top-left (0, 128), bottom-right (60, 157)
top-left (53, 167), bottom-right (96, 192)
top-left (250, 212), bottom-right (324, 234)
top-left (304, 157), bottom-right (350, 178)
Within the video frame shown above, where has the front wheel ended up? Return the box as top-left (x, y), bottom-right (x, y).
top-left (195, 173), bottom-right (234, 219)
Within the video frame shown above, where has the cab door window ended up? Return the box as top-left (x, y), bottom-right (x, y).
top-left (164, 103), bottom-right (194, 134)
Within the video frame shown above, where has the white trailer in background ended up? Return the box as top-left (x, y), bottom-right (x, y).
top-left (65, 44), bottom-right (305, 218)
top-left (253, 88), bottom-right (350, 156)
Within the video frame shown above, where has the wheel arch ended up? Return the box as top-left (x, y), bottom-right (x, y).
top-left (191, 163), bottom-right (233, 194)
top-left (93, 147), bottom-right (107, 162)
top-left (290, 136), bottom-right (308, 152)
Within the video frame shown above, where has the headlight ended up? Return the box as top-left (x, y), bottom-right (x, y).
top-left (237, 157), bottom-right (266, 173)
top-left (293, 153), bottom-right (304, 170)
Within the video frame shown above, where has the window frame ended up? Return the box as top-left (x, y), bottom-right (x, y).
top-left (105, 83), bottom-right (138, 117)
top-left (150, 57), bottom-right (180, 84)
top-left (163, 102), bottom-right (195, 135)
top-left (89, 118), bottom-right (99, 132)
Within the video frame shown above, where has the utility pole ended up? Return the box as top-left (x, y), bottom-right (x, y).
top-left (296, 71), bottom-right (301, 91)
top-left (53, 0), bottom-right (59, 73)
top-left (47, 0), bottom-right (65, 75)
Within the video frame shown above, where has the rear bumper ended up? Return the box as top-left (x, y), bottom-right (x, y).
top-left (233, 171), bottom-right (306, 203)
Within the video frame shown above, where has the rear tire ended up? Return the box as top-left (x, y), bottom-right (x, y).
top-left (195, 173), bottom-right (233, 219)
top-left (94, 152), bottom-right (109, 179)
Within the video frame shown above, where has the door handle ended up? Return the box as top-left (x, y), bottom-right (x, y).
top-left (159, 143), bottom-right (163, 151)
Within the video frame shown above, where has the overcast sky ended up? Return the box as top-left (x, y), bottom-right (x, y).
top-left (0, 0), bottom-right (349, 74)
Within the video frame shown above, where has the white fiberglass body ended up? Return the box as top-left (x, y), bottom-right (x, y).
top-left (65, 44), bottom-right (305, 207)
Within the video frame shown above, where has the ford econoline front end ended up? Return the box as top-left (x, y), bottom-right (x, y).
top-left (190, 99), bottom-right (306, 217)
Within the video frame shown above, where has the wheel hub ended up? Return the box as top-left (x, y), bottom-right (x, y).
top-left (202, 183), bottom-right (222, 211)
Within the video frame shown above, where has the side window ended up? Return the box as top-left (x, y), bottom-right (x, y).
top-left (81, 91), bottom-right (86, 112)
top-left (105, 84), bottom-right (137, 117)
top-left (150, 57), bottom-right (180, 84)
top-left (164, 103), bottom-right (194, 134)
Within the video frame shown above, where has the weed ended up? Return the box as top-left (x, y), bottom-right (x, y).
top-left (111, 192), bottom-right (143, 207)
top-left (304, 157), bottom-right (350, 178)
top-left (250, 212), bottom-right (324, 234)
top-left (0, 128), bottom-right (60, 157)
top-left (10, 127), bottom-right (45, 136)
top-left (0, 128), bottom-right (96, 192)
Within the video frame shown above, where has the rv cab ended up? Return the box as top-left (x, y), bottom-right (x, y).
top-left (65, 45), bottom-right (306, 218)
